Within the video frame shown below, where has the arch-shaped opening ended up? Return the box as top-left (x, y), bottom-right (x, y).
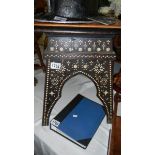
top-left (47, 72), bottom-right (109, 124)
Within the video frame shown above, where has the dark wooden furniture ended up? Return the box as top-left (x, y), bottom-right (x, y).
top-left (34, 21), bottom-right (121, 154)
top-left (34, 0), bottom-right (47, 13)
top-left (35, 21), bottom-right (120, 126)
top-left (34, 33), bottom-right (46, 71)
top-left (34, 0), bottom-right (47, 86)
top-left (109, 34), bottom-right (121, 154)
top-left (109, 115), bottom-right (121, 155)
top-left (34, 32), bottom-right (46, 86)
top-left (109, 69), bottom-right (121, 155)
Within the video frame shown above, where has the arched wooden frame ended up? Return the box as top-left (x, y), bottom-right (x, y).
top-left (42, 55), bottom-right (114, 126)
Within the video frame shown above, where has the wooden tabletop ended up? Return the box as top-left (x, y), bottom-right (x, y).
top-left (34, 20), bottom-right (121, 29)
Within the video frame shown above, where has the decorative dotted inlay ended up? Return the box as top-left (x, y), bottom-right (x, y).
top-left (42, 37), bottom-right (116, 126)
top-left (48, 37), bottom-right (113, 53)
top-left (42, 57), bottom-right (115, 125)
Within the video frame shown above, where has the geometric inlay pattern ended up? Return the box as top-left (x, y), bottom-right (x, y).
top-left (42, 37), bottom-right (116, 126)
top-left (47, 37), bottom-right (113, 54)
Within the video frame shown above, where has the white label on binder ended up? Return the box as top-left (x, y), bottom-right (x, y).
top-left (73, 115), bottom-right (78, 118)
top-left (51, 119), bottom-right (60, 127)
top-left (51, 62), bottom-right (61, 69)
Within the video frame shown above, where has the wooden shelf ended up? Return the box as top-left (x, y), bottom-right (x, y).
top-left (34, 21), bottom-right (121, 29)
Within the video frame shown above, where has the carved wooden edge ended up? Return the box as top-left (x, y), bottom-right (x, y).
top-left (34, 22), bottom-right (121, 29)
top-left (42, 59), bottom-right (51, 126)
top-left (44, 53), bottom-right (116, 59)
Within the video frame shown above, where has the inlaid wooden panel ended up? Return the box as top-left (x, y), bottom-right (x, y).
top-left (42, 50), bottom-right (115, 125)
top-left (47, 37), bottom-right (113, 53)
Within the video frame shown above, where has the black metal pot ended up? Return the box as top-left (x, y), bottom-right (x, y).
top-left (50, 0), bottom-right (99, 19)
